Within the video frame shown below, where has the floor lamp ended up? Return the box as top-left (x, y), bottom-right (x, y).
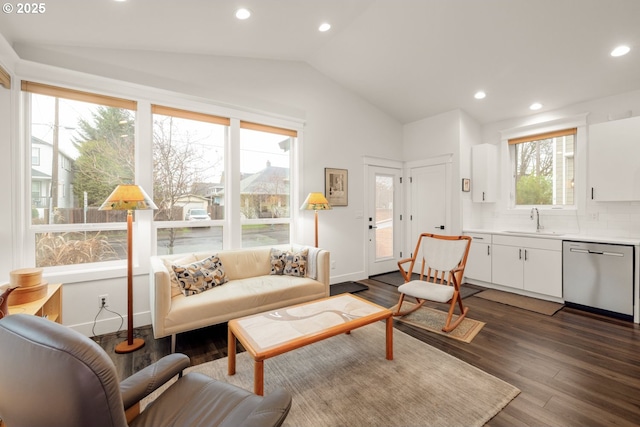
top-left (100, 184), bottom-right (157, 354)
top-left (300, 192), bottom-right (332, 248)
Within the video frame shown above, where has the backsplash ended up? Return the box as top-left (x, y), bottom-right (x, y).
top-left (465, 200), bottom-right (640, 239)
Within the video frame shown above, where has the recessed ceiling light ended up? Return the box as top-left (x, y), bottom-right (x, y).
top-left (611, 45), bottom-right (631, 57)
top-left (235, 8), bottom-right (251, 20)
top-left (474, 91), bottom-right (486, 100)
top-left (319, 23), bottom-right (331, 32)
top-left (529, 102), bottom-right (543, 111)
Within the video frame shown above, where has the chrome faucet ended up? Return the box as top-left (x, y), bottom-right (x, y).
top-left (530, 207), bottom-right (543, 232)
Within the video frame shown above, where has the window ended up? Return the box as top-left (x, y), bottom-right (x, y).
top-left (21, 81), bottom-right (302, 270)
top-left (151, 105), bottom-right (228, 255)
top-left (240, 122), bottom-right (294, 247)
top-left (509, 128), bottom-right (576, 206)
top-left (23, 81), bottom-right (137, 267)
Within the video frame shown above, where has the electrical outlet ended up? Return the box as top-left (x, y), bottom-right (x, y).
top-left (98, 294), bottom-right (109, 308)
top-left (589, 212), bottom-right (599, 221)
top-left (331, 261), bottom-right (336, 270)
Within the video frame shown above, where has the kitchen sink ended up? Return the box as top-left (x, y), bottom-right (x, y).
top-left (503, 230), bottom-right (564, 236)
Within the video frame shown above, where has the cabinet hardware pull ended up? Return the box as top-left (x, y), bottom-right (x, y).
top-left (519, 249), bottom-right (522, 259)
top-left (524, 249), bottom-right (528, 261)
top-left (487, 246), bottom-right (490, 256)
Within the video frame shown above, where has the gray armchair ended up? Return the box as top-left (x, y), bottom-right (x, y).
top-left (0, 314), bottom-right (291, 427)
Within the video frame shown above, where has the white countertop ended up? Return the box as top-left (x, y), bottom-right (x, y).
top-left (463, 229), bottom-right (640, 246)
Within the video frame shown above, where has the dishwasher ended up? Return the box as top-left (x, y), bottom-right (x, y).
top-left (563, 241), bottom-right (634, 320)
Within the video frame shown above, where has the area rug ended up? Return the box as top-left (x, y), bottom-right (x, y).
top-left (142, 322), bottom-right (519, 426)
top-left (370, 271), bottom-right (482, 298)
top-left (391, 302), bottom-right (485, 343)
top-left (475, 289), bottom-right (564, 316)
top-left (330, 281), bottom-right (369, 295)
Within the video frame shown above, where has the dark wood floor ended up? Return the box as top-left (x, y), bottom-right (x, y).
top-left (97, 279), bottom-right (640, 427)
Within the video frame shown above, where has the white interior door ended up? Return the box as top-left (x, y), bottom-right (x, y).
top-left (409, 164), bottom-right (447, 255)
top-left (367, 165), bottom-right (402, 275)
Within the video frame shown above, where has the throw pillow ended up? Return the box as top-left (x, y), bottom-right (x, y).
top-left (270, 248), bottom-right (286, 275)
top-left (283, 248), bottom-right (308, 277)
top-left (164, 254), bottom-right (198, 298)
top-left (172, 254), bottom-right (228, 297)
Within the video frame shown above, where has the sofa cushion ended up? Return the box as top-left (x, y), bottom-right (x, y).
top-left (172, 255), bottom-right (228, 296)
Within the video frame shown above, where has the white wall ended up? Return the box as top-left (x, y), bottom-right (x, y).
top-left (469, 89), bottom-right (640, 237)
top-left (402, 109), bottom-right (481, 237)
top-left (1, 40), bottom-right (403, 335)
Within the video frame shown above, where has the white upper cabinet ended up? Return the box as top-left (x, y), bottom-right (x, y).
top-left (589, 116), bottom-right (640, 201)
top-left (471, 144), bottom-right (497, 203)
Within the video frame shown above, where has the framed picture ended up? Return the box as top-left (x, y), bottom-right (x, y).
top-left (462, 178), bottom-right (471, 192)
top-left (325, 168), bottom-right (348, 206)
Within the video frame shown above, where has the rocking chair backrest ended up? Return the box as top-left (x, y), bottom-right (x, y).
top-left (420, 237), bottom-right (468, 272)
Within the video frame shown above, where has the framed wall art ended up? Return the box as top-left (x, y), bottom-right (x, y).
top-left (325, 168), bottom-right (348, 206)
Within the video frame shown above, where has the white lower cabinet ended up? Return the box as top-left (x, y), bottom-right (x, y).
top-left (464, 233), bottom-right (492, 283)
top-left (491, 235), bottom-right (562, 298)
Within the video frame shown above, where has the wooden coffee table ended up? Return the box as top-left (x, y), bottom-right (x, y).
top-left (227, 293), bottom-right (393, 395)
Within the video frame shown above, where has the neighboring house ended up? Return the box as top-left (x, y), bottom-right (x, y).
top-left (240, 161), bottom-right (289, 219)
top-left (31, 136), bottom-right (75, 217)
top-left (187, 162), bottom-right (290, 219)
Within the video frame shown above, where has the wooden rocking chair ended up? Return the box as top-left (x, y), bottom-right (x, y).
top-left (393, 233), bottom-right (472, 332)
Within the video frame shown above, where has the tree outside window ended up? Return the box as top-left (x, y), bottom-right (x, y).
top-left (511, 129), bottom-right (575, 207)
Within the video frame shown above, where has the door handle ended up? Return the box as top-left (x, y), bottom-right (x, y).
top-left (434, 225), bottom-right (445, 230)
top-left (369, 225), bottom-right (377, 229)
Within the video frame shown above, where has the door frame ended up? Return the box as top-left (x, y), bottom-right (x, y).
top-left (363, 156), bottom-right (404, 277)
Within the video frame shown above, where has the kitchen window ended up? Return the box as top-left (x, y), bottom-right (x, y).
top-left (509, 128), bottom-right (576, 207)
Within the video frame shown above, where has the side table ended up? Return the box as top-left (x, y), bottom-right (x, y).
top-left (8, 283), bottom-right (62, 323)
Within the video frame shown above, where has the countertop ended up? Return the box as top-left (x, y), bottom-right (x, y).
top-left (463, 229), bottom-right (640, 246)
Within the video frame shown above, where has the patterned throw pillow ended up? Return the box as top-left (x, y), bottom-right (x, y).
top-left (283, 248), bottom-right (308, 277)
top-left (270, 248), bottom-right (308, 276)
top-left (171, 254), bottom-right (228, 297)
top-left (270, 248), bottom-right (286, 275)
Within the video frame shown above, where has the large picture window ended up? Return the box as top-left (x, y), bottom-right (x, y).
top-left (22, 82), bottom-right (302, 269)
top-left (152, 105), bottom-right (228, 255)
top-left (509, 128), bottom-right (576, 207)
top-left (24, 82), bottom-right (137, 267)
top-left (240, 122), bottom-right (294, 247)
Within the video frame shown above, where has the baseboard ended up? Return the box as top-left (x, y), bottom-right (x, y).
top-left (69, 311), bottom-right (152, 337)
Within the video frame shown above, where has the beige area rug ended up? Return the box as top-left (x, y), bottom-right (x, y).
top-left (143, 322), bottom-right (519, 427)
top-left (391, 302), bottom-right (485, 343)
top-left (475, 289), bottom-right (564, 315)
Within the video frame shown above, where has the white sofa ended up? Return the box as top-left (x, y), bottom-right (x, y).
top-left (150, 244), bottom-right (330, 352)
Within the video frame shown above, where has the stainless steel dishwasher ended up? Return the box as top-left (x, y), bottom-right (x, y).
top-left (563, 241), bottom-right (634, 320)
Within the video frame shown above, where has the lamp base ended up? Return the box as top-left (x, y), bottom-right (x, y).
top-left (114, 337), bottom-right (145, 354)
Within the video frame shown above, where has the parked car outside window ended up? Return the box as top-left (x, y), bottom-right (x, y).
top-left (185, 208), bottom-right (211, 221)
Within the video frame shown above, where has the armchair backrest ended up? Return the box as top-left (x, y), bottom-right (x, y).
top-left (0, 314), bottom-right (128, 427)
top-left (414, 234), bottom-right (472, 285)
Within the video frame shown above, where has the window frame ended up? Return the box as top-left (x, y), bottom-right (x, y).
top-left (18, 78), bottom-right (304, 283)
top-left (509, 127), bottom-right (576, 208)
top-left (500, 114), bottom-right (588, 212)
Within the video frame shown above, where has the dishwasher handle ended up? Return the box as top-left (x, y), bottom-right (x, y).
top-left (569, 248), bottom-right (624, 257)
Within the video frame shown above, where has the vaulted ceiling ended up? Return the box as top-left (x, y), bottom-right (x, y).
top-left (1, 0), bottom-right (639, 124)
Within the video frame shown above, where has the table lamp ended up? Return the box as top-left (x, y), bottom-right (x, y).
top-left (100, 184), bottom-right (157, 353)
top-left (300, 192), bottom-right (332, 247)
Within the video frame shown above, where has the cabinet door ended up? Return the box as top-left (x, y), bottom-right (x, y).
top-left (523, 248), bottom-right (562, 297)
top-left (465, 241), bottom-right (492, 282)
top-left (491, 244), bottom-right (524, 289)
top-left (471, 144), bottom-right (497, 203)
top-left (589, 116), bottom-right (640, 201)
